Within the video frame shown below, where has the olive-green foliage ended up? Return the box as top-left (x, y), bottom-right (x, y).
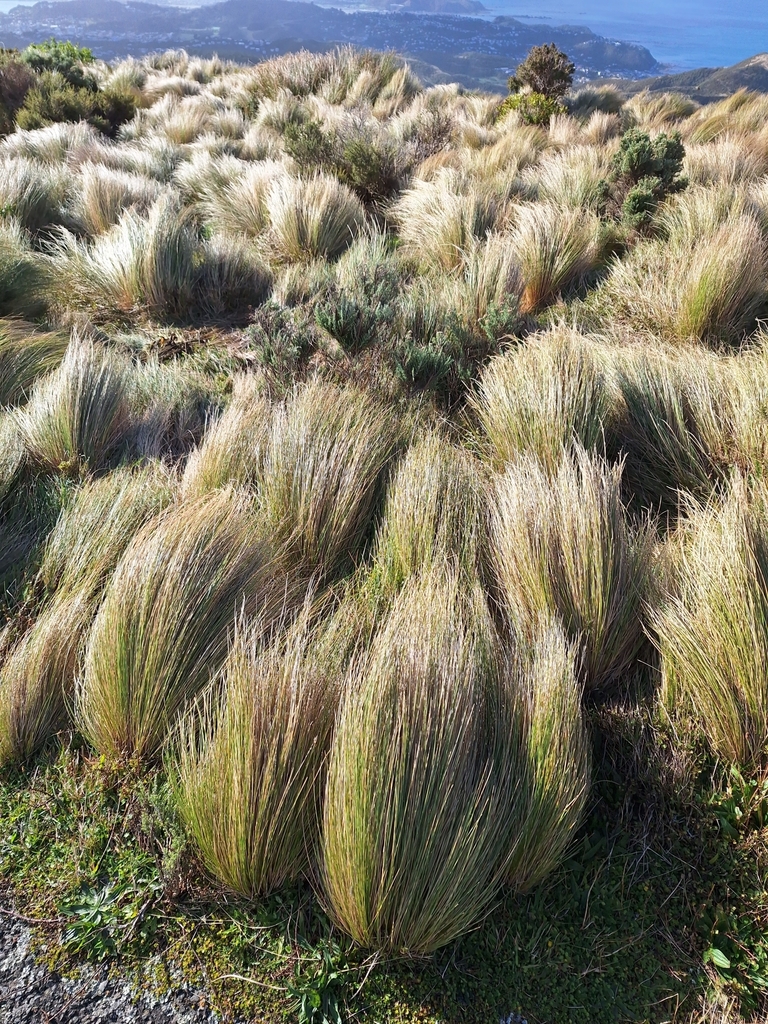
top-left (609, 127), bottom-right (688, 228)
top-left (20, 39), bottom-right (96, 89)
top-left (0, 320), bottom-right (68, 407)
top-left (508, 43), bottom-right (575, 100)
top-left (0, 51), bottom-right (35, 134)
top-left (0, 219), bottom-right (48, 317)
top-left (16, 71), bottom-right (135, 137)
top-left (496, 91), bottom-right (565, 127)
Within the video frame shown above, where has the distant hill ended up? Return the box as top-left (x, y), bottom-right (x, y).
top-left (0, 0), bottom-right (658, 89)
top-left (620, 53), bottom-right (768, 101)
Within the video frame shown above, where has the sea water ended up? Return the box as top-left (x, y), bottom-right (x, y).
top-left (0, 0), bottom-right (766, 70)
top-left (485, 0), bottom-right (768, 71)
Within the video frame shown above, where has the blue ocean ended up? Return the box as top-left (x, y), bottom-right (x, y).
top-left (484, 1), bottom-right (768, 71)
top-left (0, 0), bottom-right (766, 70)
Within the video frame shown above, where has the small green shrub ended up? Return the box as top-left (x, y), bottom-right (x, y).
top-left (608, 127), bottom-right (688, 228)
top-left (16, 71), bottom-right (135, 137)
top-left (509, 43), bottom-right (575, 100)
top-left (496, 91), bottom-right (565, 127)
top-left (0, 51), bottom-right (35, 134)
top-left (20, 39), bottom-right (96, 90)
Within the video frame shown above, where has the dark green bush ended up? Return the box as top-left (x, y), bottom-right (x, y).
top-left (314, 258), bottom-right (399, 354)
top-left (608, 127), bottom-right (687, 228)
top-left (284, 118), bottom-right (399, 204)
top-left (283, 118), bottom-right (334, 172)
top-left (508, 43), bottom-right (575, 100)
top-left (495, 91), bottom-right (565, 126)
top-left (245, 302), bottom-right (315, 383)
top-left (15, 71), bottom-right (135, 136)
top-left (20, 39), bottom-right (96, 90)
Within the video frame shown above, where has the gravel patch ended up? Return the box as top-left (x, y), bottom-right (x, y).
top-left (0, 912), bottom-right (221, 1024)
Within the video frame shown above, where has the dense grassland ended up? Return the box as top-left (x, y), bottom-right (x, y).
top-left (2, 40), bottom-right (768, 1024)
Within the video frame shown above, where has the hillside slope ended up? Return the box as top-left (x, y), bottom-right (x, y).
top-left (621, 52), bottom-right (768, 100)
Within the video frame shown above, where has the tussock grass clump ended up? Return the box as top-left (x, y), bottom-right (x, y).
top-left (0, 120), bottom-right (100, 164)
top-left (655, 478), bottom-right (768, 770)
top-left (0, 157), bottom-right (73, 232)
top-left (0, 594), bottom-right (91, 767)
top-left (257, 383), bottom-right (401, 578)
top-left (198, 160), bottom-right (287, 238)
top-left (320, 567), bottom-right (521, 954)
top-left (52, 191), bottom-right (268, 320)
top-left (173, 608), bottom-right (338, 897)
top-left (371, 430), bottom-right (483, 592)
top-left (489, 447), bottom-right (652, 691)
top-left (593, 211), bottom-right (768, 346)
top-left (531, 146), bottom-right (613, 211)
top-left (76, 489), bottom-right (284, 761)
top-left (471, 327), bottom-right (610, 472)
top-left (50, 192), bottom-right (198, 320)
top-left (75, 161), bottom-right (162, 236)
top-left (266, 173), bottom-right (366, 261)
top-left (391, 169), bottom-right (504, 271)
top-left (0, 465), bottom-right (176, 766)
top-left (508, 202), bottom-right (605, 314)
top-left (502, 619), bottom-right (589, 890)
top-left (40, 463), bottom-right (176, 600)
top-left (0, 320), bottom-right (68, 407)
top-left (609, 346), bottom-right (730, 512)
top-left (182, 376), bottom-right (271, 499)
top-left (15, 338), bottom-right (133, 476)
top-left (0, 219), bottom-right (48, 317)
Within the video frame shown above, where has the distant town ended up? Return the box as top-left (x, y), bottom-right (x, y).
top-left (0, 0), bottom-right (660, 89)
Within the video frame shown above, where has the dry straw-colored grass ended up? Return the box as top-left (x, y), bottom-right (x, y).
top-left (655, 477), bottom-right (768, 770)
top-left (173, 605), bottom-right (338, 897)
top-left (489, 446), bottom-right (652, 692)
top-left (76, 489), bottom-right (290, 761)
top-left (471, 327), bottom-right (611, 472)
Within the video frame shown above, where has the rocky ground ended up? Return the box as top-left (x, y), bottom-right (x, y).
top-left (0, 911), bottom-right (219, 1024)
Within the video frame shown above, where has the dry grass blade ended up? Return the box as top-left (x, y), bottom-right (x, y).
top-left (76, 489), bottom-right (291, 761)
top-left (14, 337), bottom-right (133, 476)
top-left (489, 446), bottom-right (652, 692)
top-left (173, 605), bottom-right (338, 897)
top-left (321, 565), bottom-right (520, 954)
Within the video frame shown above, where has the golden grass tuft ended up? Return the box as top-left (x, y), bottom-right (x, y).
top-left (489, 446), bottom-right (652, 691)
top-left (76, 489), bottom-right (288, 761)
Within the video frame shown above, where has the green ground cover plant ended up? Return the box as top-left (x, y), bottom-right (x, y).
top-left (1, 38), bottom-right (768, 1024)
